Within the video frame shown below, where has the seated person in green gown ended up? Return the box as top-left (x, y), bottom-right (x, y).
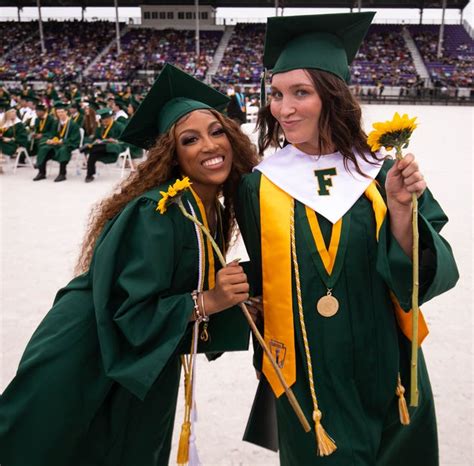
top-left (237, 12), bottom-right (459, 466)
top-left (69, 101), bottom-right (84, 128)
top-left (81, 107), bottom-right (125, 183)
top-left (0, 107), bottom-right (28, 161)
top-left (0, 63), bottom-right (258, 466)
top-left (125, 99), bottom-right (144, 163)
top-left (33, 101), bottom-right (81, 182)
top-left (29, 102), bottom-right (56, 157)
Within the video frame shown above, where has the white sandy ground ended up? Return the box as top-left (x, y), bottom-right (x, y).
top-left (0, 105), bottom-right (472, 465)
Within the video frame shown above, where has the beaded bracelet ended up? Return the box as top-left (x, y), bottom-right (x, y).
top-left (191, 290), bottom-right (204, 322)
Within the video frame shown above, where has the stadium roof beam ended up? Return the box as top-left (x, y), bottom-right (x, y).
top-left (37, 0), bottom-right (45, 54)
top-left (114, 0), bottom-right (121, 54)
top-left (437, 0), bottom-right (447, 57)
top-left (0, 0), bottom-right (469, 9)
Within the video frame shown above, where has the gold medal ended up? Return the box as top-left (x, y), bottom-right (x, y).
top-left (317, 290), bottom-right (339, 317)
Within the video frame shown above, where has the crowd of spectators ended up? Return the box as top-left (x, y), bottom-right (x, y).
top-left (0, 21), bottom-right (39, 59)
top-left (87, 28), bottom-right (222, 81)
top-left (218, 23), bottom-right (265, 85)
top-left (0, 20), bottom-right (120, 82)
top-left (409, 25), bottom-right (473, 88)
top-left (350, 25), bottom-right (418, 87)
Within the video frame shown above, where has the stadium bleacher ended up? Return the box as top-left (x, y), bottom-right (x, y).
top-left (351, 24), bottom-right (419, 87)
top-left (0, 20), bottom-right (472, 94)
top-left (87, 28), bottom-right (222, 82)
top-left (409, 24), bottom-right (473, 87)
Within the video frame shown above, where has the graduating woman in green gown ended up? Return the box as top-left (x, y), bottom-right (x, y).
top-left (236, 12), bottom-right (459, 466)
top-left (0, 108), bottom-right (28, 157)
top-left (0, 64), bottom-right (258, 466)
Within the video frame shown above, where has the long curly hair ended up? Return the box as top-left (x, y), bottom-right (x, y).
top-left (75, 110), bottom-right (259, 275)
top-left (257, 68), bottom-right (381, 177)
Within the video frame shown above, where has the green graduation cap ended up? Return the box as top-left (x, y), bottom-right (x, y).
top-left (97, 107), bottom-right (114, 119)
top-left (120, 63), bottom-right (230, 150)
top-left (53, 100), bottom-right (68, 109)
top-left (84, 100), bottom-right (100, 111)
top-left (263, 12), bottom-right (375, 83)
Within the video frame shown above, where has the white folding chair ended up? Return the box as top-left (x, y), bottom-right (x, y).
top-left (246, 105), bottom-right (259, 124)
top-left (117, 147), bottom-right (134, 178)
top-left (72, 128), bottom-right (86, 176)
top-left (13, 147), bottom-right (34, 173)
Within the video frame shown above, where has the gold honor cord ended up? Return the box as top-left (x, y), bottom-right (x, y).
top-left (177, 328), bottom-right (197, 465)
top-left (290, 203), bottom-right (337, 457)
top-left (38, 113), bottom-right (48, 132)
top-left (190, 187), bottom-right (215, 289)
top-left (177, 192), bottom-right (213, 465)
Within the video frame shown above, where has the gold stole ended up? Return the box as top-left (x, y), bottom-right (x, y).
top-left (38, 113), bottom-right (48, 132)
top-left (58, 118), bottom-right (69, 138)
top-left (101, 120), bottom-right (114, 140)
top-left (260, 175), bottom-right (428, 397)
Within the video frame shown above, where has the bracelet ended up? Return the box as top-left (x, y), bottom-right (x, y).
top-left (191, 290), bottom-right (203, 322)
top-left (199, 292), bottom-right (209, 322)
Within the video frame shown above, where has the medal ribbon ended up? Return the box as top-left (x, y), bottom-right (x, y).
top-left (303, 207), bottom-right (351, 291)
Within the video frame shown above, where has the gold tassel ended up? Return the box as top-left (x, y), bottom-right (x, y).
top-left (313, 410), bottom-right (337, 457)
top-left (396, 374), bottom-right (411, 426)
top-left (177, 421), bottom-right (191, 465)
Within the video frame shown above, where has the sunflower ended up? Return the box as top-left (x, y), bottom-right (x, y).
top-left (157, 176), bottom-right (192, 214)
top-left (367, 112), bottom-right (417, 153)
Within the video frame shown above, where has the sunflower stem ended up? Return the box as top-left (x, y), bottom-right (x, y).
top-left (176, 198), bottom-right (311, 432)
top-left (396, 148), bottom-right (419, 407)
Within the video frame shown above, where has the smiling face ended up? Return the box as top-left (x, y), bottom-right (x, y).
top-left (174, 109), bottom-right (233, 193)
top-left (270, 69), bottom-right (324, 154)
top-left (55, 108), bottom-right (67, 121)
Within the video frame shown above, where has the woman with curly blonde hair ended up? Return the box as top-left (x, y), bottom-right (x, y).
top-left (0, 64), bottom-right (259, 466)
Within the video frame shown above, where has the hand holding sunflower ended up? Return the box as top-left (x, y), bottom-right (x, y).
top-left (385, 153), bottom-right (427, 210)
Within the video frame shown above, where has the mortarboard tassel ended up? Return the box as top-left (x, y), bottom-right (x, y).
top-left (396, 374), bottom-right (411, 426)
top-left (260, 69), bottom-right (267, 108)
top-left (258, 69), bottom-right (267, 153)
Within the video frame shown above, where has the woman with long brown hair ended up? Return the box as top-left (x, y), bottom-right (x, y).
top-left (0, 64), bottom-right (259, 466)
top-left (237, 13), bottom-right (458, 466)
top-left (82, 103), bottom-right (98, 137)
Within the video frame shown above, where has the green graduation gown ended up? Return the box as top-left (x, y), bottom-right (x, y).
top-left (236, 159), bottom-right (459, 466)
top-left (45, 87), bottom-right (59, 102)
top-left (91, 121), bottom-right (126, 164)
top-left (30, 114), bottom-right (56, 156)
top-left (0, 122), bottom-right (28, 156)
top-left (36, 118), bottom-right (81, 165)
top-left (71, 111), bottom-right (84, 128)
top-left (0, 182), bottom-right (249, 466)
